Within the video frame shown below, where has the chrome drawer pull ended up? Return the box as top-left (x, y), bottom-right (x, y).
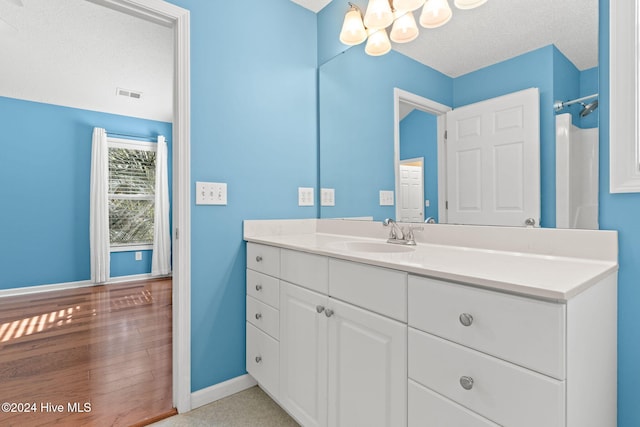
top-left (325, 309), bottom-right (334, 318)
top-left (255, 313), bottom-right (262, 320)
top-left (460, 376), bottom-right (474, 390)
top-left (459, 313), bottom-right (474, 327)
top-left (255, 355), bottom-right (262, 363)
top-left (256, 255), bottom-right (263, 262)
top-left (255, 284), bottom-right (263, 291)
top-left (316, 305), bottom-right (325, 314)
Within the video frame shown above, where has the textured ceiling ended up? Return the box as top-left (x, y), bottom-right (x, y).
top-left (299, 0), bottom-right (599, 78)
top-left (0, 0), bottom-right (597, 122)
top-left (0, 0), bottom-right (173, 122)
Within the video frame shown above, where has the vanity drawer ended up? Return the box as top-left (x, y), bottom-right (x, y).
top-left (281, 249), bottom-right (328, 294)
top-left (246, 295), bottom-right (279, 340)
top-left (247, 243), bottom-right (280, 277)
top-left (408, 275), bottom-right (566, 379)
top-left (409, 328), bottom-right (565, 427)
top-left (408, 379), bottom-right (499, 427)
top-left (246, 322), bottom-right (279, 398)
top-left (246, 269), bottom-right (279, 309)
top-left (329, 259), bottom-right (407, 321)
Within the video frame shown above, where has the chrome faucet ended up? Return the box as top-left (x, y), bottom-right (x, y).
top-left (383, 218), bottom-right (404, 241)
top-left (383, 219), bottom-right (424, 245)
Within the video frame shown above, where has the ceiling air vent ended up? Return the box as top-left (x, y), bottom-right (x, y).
top-left (116, 87), bottom-right (143, 99)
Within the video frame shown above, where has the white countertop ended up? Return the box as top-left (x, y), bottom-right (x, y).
top-left (245, 232), bottom-right (616, 301)
top-left (244, 220), bottom-right (618, 301)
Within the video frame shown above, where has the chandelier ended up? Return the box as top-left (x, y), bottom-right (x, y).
top-left (339, 0), bottom-right (488, 56)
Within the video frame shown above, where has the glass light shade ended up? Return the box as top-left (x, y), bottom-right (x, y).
top-left (454, 0), bottom-right (487, 9)
top-left (365, 29), bottom-right (392, 56)
top-left (390, 12), bottom-right (419, 43)
top-left (364, 0), bottom-right (394, 29)
top-left (392, 0), bottom-right (426, 12)
top-left (339, 8), bottom-right (367, 45)
top-left (419, 0), bottom-right (452, 28)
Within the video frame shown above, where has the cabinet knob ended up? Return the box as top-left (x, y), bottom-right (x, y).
top-left (325, 309), bottom-right (334, 318)
top-left (255, 355), bottom-right (262, 364)
top-left (459, 313), bottom-right (474, 327)
top-left (255, 284), bottom-right (263, 291)
top-left (316, 305), bottom-right (325, 314)
top-left (255, 313), bottom-right (262, 320)
top-left (256, 255), bottom-right (263, 262)
top-left (460, 376), bottom-right (474, 390)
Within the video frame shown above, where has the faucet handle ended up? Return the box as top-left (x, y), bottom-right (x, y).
top-left (405, 225), bottom-right (424, 245)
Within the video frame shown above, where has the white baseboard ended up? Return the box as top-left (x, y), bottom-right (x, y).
top-left (107, 273), bottom-right (153, 284)
top-left (0, 280), bottom-right (94, 298)
top-left (190, 374), bottom-right (257, 410)
top-left (0, 273), bottom-right (173, 298)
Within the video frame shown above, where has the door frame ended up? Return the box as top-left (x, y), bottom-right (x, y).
top-left (393, 88), bottom-right (451, 223)
top-left (88, 0), bottom-right (192, 413)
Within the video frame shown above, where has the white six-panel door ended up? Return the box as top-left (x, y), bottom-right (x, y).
top-left (445, 88), bottom-right (540, 226)
top-left (398, 159), bottom-right (424, 222)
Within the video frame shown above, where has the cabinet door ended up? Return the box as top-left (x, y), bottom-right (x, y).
top-left (327, 298), bottom-right (407, 427)
top-left (280, 281), bottom-right (328, 427)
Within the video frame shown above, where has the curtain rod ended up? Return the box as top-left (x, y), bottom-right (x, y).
top-left (106, 131), bottom-right (165, 142)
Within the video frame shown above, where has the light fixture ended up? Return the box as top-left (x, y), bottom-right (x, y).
top-left (365, 28), bottom-right (392, 55)
top-left (454, 0), bottom-right (487, 10)
top-left (390, 11), bottom-right (419, 43)
top-left (420, 0), bottom-right (452, 28)
top-left (339, 0), bottom-right (488, 56)
top-left (364, 0), bottom-right (394, 29)
top-left (340, 4), bottom-right (368, 45)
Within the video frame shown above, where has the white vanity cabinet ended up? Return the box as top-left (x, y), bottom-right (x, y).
top-left (246, 235), bottom-right (616, 427)
top-left (245, 243), bottom-right (281, 399)
top-left (407, 274), bottom-right (617, 427)
top-left (248, 244), bottom-right (408, 427)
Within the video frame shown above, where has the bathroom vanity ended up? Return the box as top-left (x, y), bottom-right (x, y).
top-left (243, 219), bottom-right (618, 427)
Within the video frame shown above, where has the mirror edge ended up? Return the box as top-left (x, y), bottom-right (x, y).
top-left (610, 0), bottom-right (640, 192)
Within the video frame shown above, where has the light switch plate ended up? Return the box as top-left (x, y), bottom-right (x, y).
top-left (379, 190), bottom-right (395, 206)
top-left (321, 188), bottom-right (335, 206)
top-left (298, 187), bottom-right (315, 206)
top-left (196, 181), bottom-right (227, 205)
top-left (425, 199), bottom-right (430, 207)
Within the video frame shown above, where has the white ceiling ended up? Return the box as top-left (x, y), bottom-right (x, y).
top-left (0, 0), bottom-right (173, 122)
top-left (0, 0), bottom-right (597, 122)
top-left (304, 0), bottom-right (599, 78)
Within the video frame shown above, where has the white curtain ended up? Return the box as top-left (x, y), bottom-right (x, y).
top-left (152, 135), bottom-right (171, 276)
top-left (90, 127), bottom-right (110, 284)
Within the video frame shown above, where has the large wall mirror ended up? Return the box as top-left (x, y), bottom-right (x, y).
top-left (319, 0), bottom-right (599, 228)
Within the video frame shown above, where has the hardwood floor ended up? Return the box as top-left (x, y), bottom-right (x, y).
top-left (0, 278), bottom-right (174, 426)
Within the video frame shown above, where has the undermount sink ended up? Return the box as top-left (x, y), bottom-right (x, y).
top-left (329, 241), bottom-right (415, 254)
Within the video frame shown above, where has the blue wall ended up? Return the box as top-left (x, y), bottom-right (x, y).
top-left (399, 110), bottom-right (439, 220)
top-left (319, 46), bottom-right (452, 220)
top-left (167, 0), bottom-right (318, 392)
top-left (0, 96), bottom-right (172, 289)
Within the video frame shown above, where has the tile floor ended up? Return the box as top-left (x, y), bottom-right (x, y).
top-left (150, 386), bottom-right (299, 427)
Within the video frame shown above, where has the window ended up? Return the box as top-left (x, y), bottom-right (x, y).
top-left (108, 139), bottom-right (156, 250)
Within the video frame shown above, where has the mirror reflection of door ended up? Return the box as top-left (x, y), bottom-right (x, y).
top-left (398, 105), bottom-right (440, 223)
top-left (445, 88), bottom-right (541, 227)
top-left (398, 158), bottom-right (424, 222)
